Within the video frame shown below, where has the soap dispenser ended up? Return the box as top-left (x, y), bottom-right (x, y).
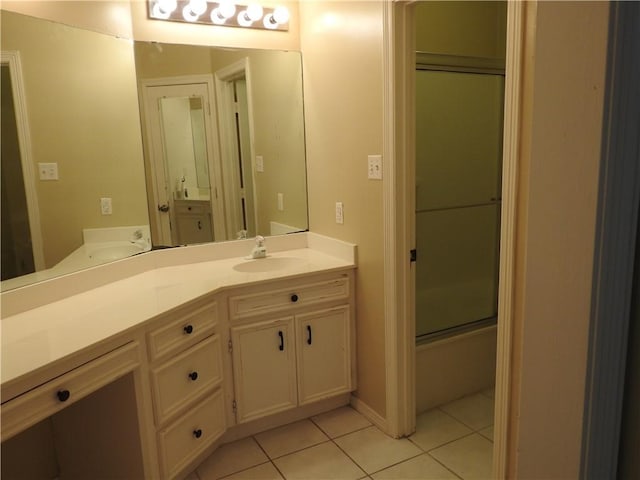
top-left (250, 235), bottom-right (267, 259)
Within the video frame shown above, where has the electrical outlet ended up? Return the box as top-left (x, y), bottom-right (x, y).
top-left (100, 197), bottom-right (112, 215)
top-left (367, 155), bottom-right (382, 180)
top-left (335, 202), bottom-right (344, 224)
top-left (256, 155), bottom-right (264, 172)
top-left (38, 162), bottom-right (59, 181)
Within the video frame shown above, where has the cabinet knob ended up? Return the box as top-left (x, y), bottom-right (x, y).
top-left (290, 294), bottom-right (299, 303)
top-left (57, 390), bottom-right (71, 402)
top-left (193, 429), bottom-right (203, 439)
top-left (188, 371), bottom-right (199, 381)
top-left (184, 325), bottom-right (194, 334)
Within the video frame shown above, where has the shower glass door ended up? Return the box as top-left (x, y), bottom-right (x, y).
top-left (415, 68), bottom-right (504, 338)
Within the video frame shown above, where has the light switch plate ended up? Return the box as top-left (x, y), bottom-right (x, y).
top-left (256, 155), bottom-right (264, 172)
top-left (367, 155), bottom-right (382, 180)
top-left (335, 202), bottom-right (344, 224)
top-left (100, 197), bottom-right (112, 215)
top-left (277, 193), bottom-right (284, 211)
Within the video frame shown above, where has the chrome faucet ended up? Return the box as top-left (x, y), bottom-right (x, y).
top-left (250, 235), bottom-right (267, 259)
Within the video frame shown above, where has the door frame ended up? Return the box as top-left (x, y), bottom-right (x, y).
top-left (1, 51), bottom-right (45, 271)
top-left (382, 2), bottom-right (524, 477)
top-left (214, 58), bottom-right (259, 240)
top-left (139, 75), bottom-right (226, 245)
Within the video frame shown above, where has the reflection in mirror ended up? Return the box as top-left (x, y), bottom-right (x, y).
top-left (134, 42), bottom-right (309, 247)
top-left (1, 10), bottom-right (151, 291)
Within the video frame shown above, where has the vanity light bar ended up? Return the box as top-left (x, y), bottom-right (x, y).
top-left (148, 0), bottom-right (289, 32)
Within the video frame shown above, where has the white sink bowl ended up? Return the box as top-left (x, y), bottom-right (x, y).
top-left (89, 244), bottom-right (145, 262)
top-left (232, 256), bottom-right (304, 273)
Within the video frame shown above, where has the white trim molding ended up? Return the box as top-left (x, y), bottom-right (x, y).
top-left (493, 1), bottom-right (525, 477)
top-left (0, 51), bottom-right (45, 271)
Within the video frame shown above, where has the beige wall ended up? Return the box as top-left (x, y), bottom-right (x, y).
top-left (1, 10), bottom-right (148, 268)
top-left (510, 2), bottom-right (609, 477)
top-left (415, 1), bottom-right (506, 59)
top-left (299, 1), bottom-right (387, 417)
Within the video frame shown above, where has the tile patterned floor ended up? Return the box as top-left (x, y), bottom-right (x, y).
top-left (189, 389), bottom-right (495, 480)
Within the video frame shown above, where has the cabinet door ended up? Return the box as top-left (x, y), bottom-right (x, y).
top-left (176, 214), bottom-right (213, 245)
top-left (231, 318), bottom-right (297, 423)
top-left (296, 306), bottom-right (352, 405)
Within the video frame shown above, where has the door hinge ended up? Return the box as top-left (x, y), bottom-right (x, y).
top-left (232, 400), bottom-right (237, 413)
top-left (228, 338), bottom-right (233, 353)
top-left (410, 249), bottom-right (417, 263)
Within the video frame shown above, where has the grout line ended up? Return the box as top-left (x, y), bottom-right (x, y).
top-left (215, 460), bottom-right (272, 480)
top-left (425, 430), bottom-right (479, 454)
top-left (426, 451), bottom-right (464, 480)
top-left (436, 405), bottom-right (494, 433)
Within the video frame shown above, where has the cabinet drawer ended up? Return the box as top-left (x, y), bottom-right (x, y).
top-left (229, 276), bottom-right (350, 320)
top-left (147, 302), bottom-right (217, 361)
top-left (174, 201), bottom-right (210, 215)
top-left (1, 342), bottom-right (140, 442)
top-left (151, 335), bottom-right (223, 425)
top-left (158, 388), bottom-right (225, 479)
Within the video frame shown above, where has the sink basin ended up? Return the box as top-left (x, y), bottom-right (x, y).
top-left (232, 256), bottom-right (304, 273)
top-left (89, 244), bottom-right (145, 261)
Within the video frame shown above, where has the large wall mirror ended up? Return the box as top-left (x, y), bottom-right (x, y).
top-left (0, 10), bottom-right (308, 291)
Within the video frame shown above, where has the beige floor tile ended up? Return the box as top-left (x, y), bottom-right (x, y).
top-left (311, 406), bottom-right (372, 438)
top-left (429, 434), bottom-right (493, 480)
top-left (439, 393), bottom-right (494, 430)
top-left (479, 425), bottom-right (494, 442)
top-left (222, 462), bottom-right (283, 480)
top-left (334, 426), bottom-right (422, 474)
top-left (255, 419), bottom-right (329, 459)
top-left (274, 441), bottom-right (366, 480)
top-left (197, 437), bottom-right (269, 479)
top-left (371, 453), bottom-right (460, 479)
top-left (410, 409), bottom-right (473, 452)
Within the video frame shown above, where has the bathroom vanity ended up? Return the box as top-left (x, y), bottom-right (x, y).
top-left (0, 233), bottom-right (356, 479)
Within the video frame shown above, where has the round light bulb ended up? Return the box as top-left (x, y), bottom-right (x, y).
top-left (189, 0), bottom-right (208, 15)
top-left (237, 10), bottom-right (253, 26)
top-left (272, 6), bottom-right (289, 24)
top-left (218, 1), bottom-right (236, 18)
top-left (153, 0), bottom-right (177, 18)
top-left (246, 3), bottom-right (264, 21)
top-left (263, 14), bottom-right (278, 29)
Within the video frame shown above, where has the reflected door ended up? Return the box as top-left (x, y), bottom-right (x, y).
top-left (143, 81), bottom-right (225, 246)
top-left (415, 69), bottom-right (504, 337)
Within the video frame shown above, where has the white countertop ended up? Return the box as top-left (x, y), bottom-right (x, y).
top-left (1, 234), bottom-right (356, 392)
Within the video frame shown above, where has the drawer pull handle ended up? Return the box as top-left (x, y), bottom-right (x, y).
top-left (193, 429), bottom-right (203, 439)
top-left (197, 220), bottom-right (202, 230)
top-left (291, 294), bottom-right (299, 303)
top-left (57, 390), bottom-right (71, 402)
top-left (188, 371), bottom-right (199, 381)
top-left (184, 325), bottom-right (194, 334)
top-left (307, 325), bottom-right (312, 345)
top-left (278, 331), bottom-right (284, 351)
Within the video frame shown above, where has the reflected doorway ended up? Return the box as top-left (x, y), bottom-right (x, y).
top-left (141, 77), bottom-right (226, 246)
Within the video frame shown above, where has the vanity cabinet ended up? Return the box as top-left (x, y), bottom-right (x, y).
top-left (145, 299), bottom-right (226, 479)
top-left (228, 272), bottom-right (355, 424)
top-left (174, 200), bottom-right (213, 245)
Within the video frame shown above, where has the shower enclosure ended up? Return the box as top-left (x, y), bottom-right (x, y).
top-left (415, 54), bottom-right (505, 339)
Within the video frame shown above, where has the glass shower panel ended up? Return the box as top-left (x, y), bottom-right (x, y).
top-left (415, 69), bottom-right (504, 337)
top-left (416, 71), bottom-right (504, 211)
top-left (415, 205), bottom-right (500, 336)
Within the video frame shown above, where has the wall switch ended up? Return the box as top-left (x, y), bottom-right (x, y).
top-left (100, 197), bottom-right (112, 215)
top-left (256, 155), bottom-right (264, 172)
top-left (38, 162), bottom-right (59, 180)
top-left (335, 201), bottom-right (344, 224)
top-left (277, 193), bottom-right (284, 211)
top-left (367, 155), bottom-right (383, 180)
